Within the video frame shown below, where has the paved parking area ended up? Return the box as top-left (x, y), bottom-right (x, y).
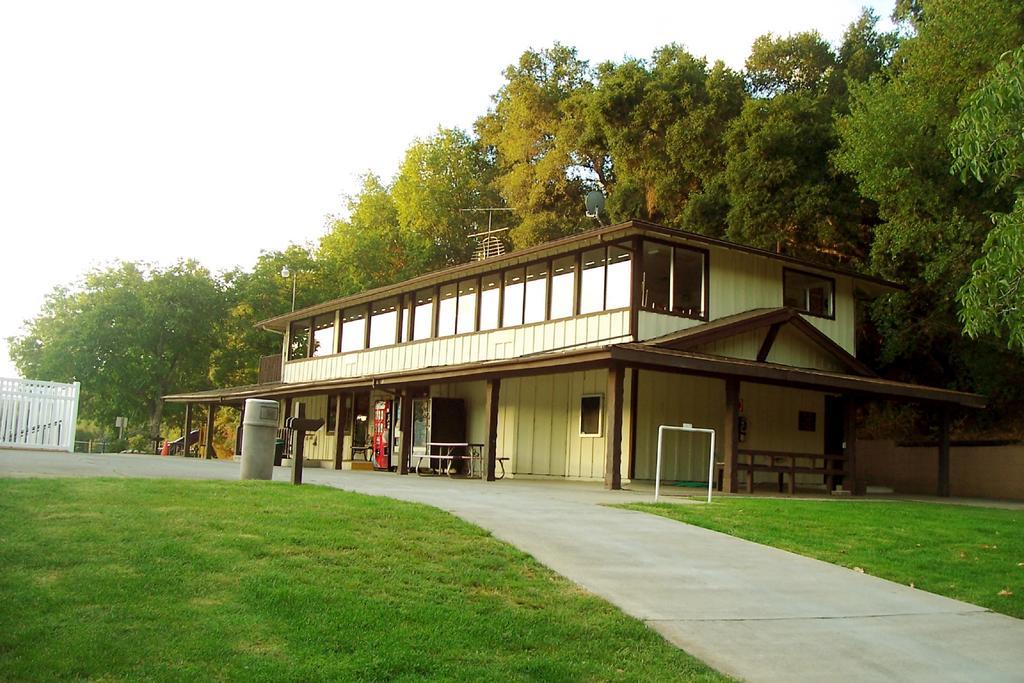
top-left (3, 449), bottom-right (1023, 682)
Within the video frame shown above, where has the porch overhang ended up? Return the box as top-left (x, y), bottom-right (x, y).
top-left (164, 342), bottom-right (984, 409)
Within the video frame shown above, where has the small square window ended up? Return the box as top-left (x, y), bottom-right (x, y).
top-left (798, 411), bottom-right (817, 432)
top-left (784, 269), bottom-right (834, 318)
top-left (580, 395), bottom-right (603, 437)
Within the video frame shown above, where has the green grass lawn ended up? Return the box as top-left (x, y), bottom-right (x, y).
top-left (0, 478), bottom-right (723, 682)
top-left (618, 498), bottom-right (1023, 619)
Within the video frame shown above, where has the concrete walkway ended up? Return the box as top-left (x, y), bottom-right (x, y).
top-left (3, 450), bottom-right (1023, 682)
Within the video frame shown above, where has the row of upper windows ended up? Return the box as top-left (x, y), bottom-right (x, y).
top-left (285, 241), bottom-right (834, 360)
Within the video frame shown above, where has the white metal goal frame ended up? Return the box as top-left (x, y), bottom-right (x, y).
top-left (654, 423), bottom-right (716, 504)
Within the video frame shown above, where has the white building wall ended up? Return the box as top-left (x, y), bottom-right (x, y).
top-left (283, 310), bottom-right (631, 384)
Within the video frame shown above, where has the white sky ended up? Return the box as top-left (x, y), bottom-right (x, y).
top-left (0, 0), bottom-right (892, 378)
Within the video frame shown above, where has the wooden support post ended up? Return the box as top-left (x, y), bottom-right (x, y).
top-left (629, 237), bottom-right (643, 339)
top-left (843, 399), bottom-right (864, 495)
top-left (333, 393), bottom-right (345, 470)
top-left (484, 378), bottom-right (501, 482)
top-left (204, 405), bottom-right (217, 460)
top-left (291, 404), bottom-right (305, 485)
top-left (398, 389), bottom-right (412, 476)
top-left (627, 368), bottom-right (639, 481)
top-left (234, 403), bottom-right (245, 455)
top-left (604, 364), bottom-right (624, 490)
top-left (723, 379), bottom-right (740, 493)
top-left (938, 406), bottom-right (951, 498)
top-left (182, 403), bottom-right (192, 457)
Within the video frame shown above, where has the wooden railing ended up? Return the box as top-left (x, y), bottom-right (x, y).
top-left (258, 355), bottom-right (282, 384)
top-left (735, 448), bottom-right (847, 494)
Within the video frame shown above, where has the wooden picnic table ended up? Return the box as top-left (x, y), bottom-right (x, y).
top-left (415, 442), bottom-right (485, 478)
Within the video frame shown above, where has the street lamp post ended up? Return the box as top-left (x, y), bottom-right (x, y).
top-left (281, 266), bottom-right (297, 312)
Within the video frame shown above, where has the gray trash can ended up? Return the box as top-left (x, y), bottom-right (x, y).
top-left (240, 399), bottom-right (280, 480)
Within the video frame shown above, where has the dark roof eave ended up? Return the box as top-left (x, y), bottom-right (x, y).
top-left (165, 342), bottom-right (983, 409)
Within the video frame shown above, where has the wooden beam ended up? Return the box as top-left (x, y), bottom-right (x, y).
top-left (629, 236), bottom-right (643, 339)
top-left (627, 368), bottom-right (639, 481)
top-left (234, 403), bottom-right (245, 455)
top-left (291, 403), bottom-right (305, 485)
top-left (723, 379), bottom-right (739, 493)
top-left (204, 405), bottom-right (217, 460)
top-left (756, 322), bottom-right (783, 362)
top-left (398, 389), bottom-right (412, 475)
top-left (333, 393), bottom-right (345, 470)
top-left (844, 400), bottom-right (864, 495)
top-left (182, 403), bottom-right (192, 457)
top-left (484, 378), bottom-right (501, 482)
top-left (938, 407), bottom-right (951, 497)
top-left (604, 364), bottom-right (624, 490)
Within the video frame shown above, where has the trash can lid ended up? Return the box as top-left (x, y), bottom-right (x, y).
top-left (243, 399), bottom-right (280, 428)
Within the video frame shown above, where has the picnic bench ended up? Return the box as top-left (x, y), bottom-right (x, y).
top-left (717, 449), bottom-right (847, 494)
top-left (415, 442), bottom-right (485, 478)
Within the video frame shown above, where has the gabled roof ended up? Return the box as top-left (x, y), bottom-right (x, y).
top-left (644, 307), bottom-right (877, 377)
top-left (256, 219), bottom-right (902, 332)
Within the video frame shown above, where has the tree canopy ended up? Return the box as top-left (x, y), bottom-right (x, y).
top-left (9, 262), bottom-right (227, 441)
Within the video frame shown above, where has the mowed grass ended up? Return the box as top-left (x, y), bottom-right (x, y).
top-left (618, 498), bottom-right (1023, 619)
top-left (0, 479), bottom-right (724, 682)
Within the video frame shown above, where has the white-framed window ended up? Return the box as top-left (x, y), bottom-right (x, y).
top-left (579, 394), bottom-right (603, 437)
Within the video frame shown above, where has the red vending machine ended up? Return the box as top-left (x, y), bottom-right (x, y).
top-left (371, 400), bottom-right (392, 471)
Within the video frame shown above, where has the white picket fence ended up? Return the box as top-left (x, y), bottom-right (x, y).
top-left (0, 377), bottom-right (80, 452)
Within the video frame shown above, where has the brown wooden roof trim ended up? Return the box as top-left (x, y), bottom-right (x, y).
top-left (164, 348), bottom-right (615, 403)
top-left (257, 220), bottom-right (903, 332)
top-left (647, 307), bottom-right (877, 378)
top-left (167, 340), bottom-right (983, 409)
top-left (611, 345), bottom-right (985, 408)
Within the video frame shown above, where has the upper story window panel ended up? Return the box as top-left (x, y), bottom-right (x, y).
top-left (502, 268), bottom-right (525, 327)
top-left (580, 248), bottom-right (607, 314)
top-left (288, 320), bottom-right (310, 360)
top-left (524, 262), bottom-right (548, 324)
top-left (784, 268), bottom-right (834, 318)
top-left (437, 283), bottom-right (457, 337)
top-left (456, 278), bottom-right (478, 334)
top-left (641, 242), bottom-right (672, 312)
top-left (369, 298), bottom-right (399, 348)
top-left (550, 255), bottom-right (576, 320)
top-left (641, 240), bottom-right (707, 319)
top-left (606, 245), bottom-right (632, 309)
top-left (311, 314), bottom-right (335, 357)
top-left (480, 274), bottom-right (500, 331)
top-left (340, 306), bottom-right (367, 352)
top-left (412, 288), bottom-right (434, 341)
top-left (672, 248), bottom-right (706, 318)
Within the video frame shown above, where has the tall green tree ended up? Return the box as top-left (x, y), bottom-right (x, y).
top-left (392, 128), bottom-right (504, 271)
top-left (318, 174), bottom-right (413, 293)
top-left (950, 45), bottom-right (1024, 350)
top-left (834, 0), bottom-right (1024, 400)
top-left (745, 31), bottom-right (838, 97)
top-left (476, 44), bottom-right (602, 247)
top-left (8, 261), bottom-right (228, 441)
top-left (594, 47), bottom-right (745, 225)
top-left (213, 245), bottom-right (323, 388)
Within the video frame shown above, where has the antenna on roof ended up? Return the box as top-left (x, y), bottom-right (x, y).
top-left (461, 207), bottom-right (514, 261)
top-left (585, 190), bottom-right (606, 226)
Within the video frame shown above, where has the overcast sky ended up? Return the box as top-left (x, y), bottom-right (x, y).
top-left (0, 0), bottom-right (893, 379)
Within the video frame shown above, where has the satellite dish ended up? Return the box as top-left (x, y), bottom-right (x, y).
top-left (585, 190), bottom-right (605, 223)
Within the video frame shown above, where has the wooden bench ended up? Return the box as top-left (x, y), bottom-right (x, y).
top-left (717, 449), bottom-right (848, 494)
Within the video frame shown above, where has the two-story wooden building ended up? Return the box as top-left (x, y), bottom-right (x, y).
top-left (166, 220), bottom-right (983, 495)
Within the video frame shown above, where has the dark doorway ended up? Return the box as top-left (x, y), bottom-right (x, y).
top-left (824, 396), bottom-right (845, 489)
